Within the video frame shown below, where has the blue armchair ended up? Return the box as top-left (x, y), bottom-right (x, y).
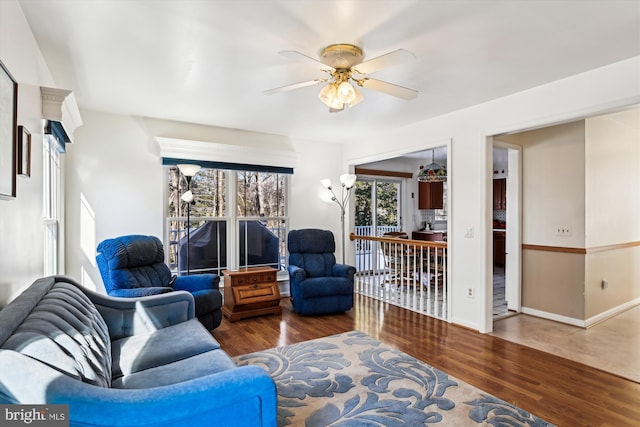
top-left (96, 235), bottom-right (223, 330)
top-left (287, 229), bottom-right (356, 315)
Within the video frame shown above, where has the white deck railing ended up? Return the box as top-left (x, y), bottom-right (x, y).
top-left (350, 233), bottom-right (449, 321)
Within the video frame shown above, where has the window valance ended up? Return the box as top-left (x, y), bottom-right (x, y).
top-left (157, 137), bottom-right (298, 174)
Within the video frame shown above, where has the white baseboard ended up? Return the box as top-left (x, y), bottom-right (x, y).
top-left (585, 297), bottom-right (640, 328)
top-left (520, 307), bottom-right (585, 327)
top-left (522, 298), bottom-right (640, 328)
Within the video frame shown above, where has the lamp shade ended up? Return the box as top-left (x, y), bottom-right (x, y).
top-left (417, 162), bottom-right (447, 182)
top-left (320, 178), bottom-right (332, 189)
top-left (348, 86), bottom-right (364, 107)
top-left (177, 164), bottom-right (201, 177)
top-left (180, 190), bottom-right (194, 203)
top-left (340, 173), bottom-right (357, 188)
top-left (318, 83), bottom-right (343, 109)
top-left (337, 81), bottom-right (356, 104)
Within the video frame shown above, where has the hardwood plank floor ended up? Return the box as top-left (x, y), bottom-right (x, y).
top-left (214, 293), bottom-right (640, 427)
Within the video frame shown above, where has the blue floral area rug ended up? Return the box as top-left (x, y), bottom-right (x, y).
top-left (233, 331), bottom-right (554, 426)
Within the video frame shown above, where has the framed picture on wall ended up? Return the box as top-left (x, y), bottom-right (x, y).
top-left (18, 126), bottom-right (31, 177)
top-left (0, 59), bottom-right (18, 199)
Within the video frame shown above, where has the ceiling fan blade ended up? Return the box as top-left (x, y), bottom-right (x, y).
top-left (360, 78), bottom-right (418, 100)
top-left (263, 79), bottom-right (325, 95)
top-left (279, 50), bottom-right (335, 71)
top-left (352, 49), bottom-right (415, 75)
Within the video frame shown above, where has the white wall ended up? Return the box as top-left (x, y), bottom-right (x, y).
top-left (65, 111), bottom-right (166, 291)
top-left (0, 0), bottom-right (57, 305)
top-left (343, 57), bottom-right (640, 331)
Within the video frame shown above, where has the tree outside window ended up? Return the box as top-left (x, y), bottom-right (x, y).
top-left (166, 167), bottom-right (287, 275)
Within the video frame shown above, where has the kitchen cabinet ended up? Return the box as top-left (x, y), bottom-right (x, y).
top-left (493, 231), bottom-right (506, 267)
top-left (493, 178), bottom-right (506, 210)
top-left (418, 181), bottom-right (444, 209)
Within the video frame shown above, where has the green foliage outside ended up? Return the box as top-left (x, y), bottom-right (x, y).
top-left (354, 180), bottom-right (399, 228)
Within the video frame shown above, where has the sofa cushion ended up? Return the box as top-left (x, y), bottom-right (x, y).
top-left (111, 319), bottom-right (221, 379)
top-left (112, 349), bottom-right (237, 389)
top-left (1, 282), bottom-right (112, 387)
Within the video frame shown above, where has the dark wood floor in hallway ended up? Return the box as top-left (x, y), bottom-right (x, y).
top-left (214, 293), bottom-right (640, 427)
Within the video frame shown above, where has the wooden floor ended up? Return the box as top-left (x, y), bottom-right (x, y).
top-left (214, 294), bottom-right (640, 427)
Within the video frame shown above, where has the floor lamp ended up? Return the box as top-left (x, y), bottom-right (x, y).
top-left (321, 173), bottom-right (357, 264)
top-left (178, 164), bottom-right (201, 275)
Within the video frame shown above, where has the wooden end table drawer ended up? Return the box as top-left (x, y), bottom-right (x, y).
top-left (234, 283), bottom-right (279, 304)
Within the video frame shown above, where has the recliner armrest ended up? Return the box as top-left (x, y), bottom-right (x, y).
top-left (332, 263), bottom-right (356, 280)
top-left (173, 274), bottom-right (220, 292)
top-left (287, 265), bottom-right (307, 285)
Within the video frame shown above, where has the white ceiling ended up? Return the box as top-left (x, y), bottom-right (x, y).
top-left (17, 0), bottom-right (640, 144)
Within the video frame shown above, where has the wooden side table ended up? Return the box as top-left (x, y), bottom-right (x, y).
top-left (221, 266), bottom-right (281, 321)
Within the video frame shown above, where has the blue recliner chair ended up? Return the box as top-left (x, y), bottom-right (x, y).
top-left (96, 234), bottom-right (223, 330)
top-left (287, 229), bottom-right (356, 315)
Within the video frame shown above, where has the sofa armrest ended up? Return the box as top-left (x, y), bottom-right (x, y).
top-left (173, 274), bottom-right (220, 293)
top-left (287, 265), bottom-right (307, 285)
top-left (108, 287), bottom-right (174, 297)
top-left (85, 286), bottom-right (196, 339)
top-left (0, 351), bottom-right (277, 427)
top-left (332, 263), bottom-right (356, 280)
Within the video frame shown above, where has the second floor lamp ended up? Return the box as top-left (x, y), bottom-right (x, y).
top-left (178, 164), bottom-right (201, 275)
top-left (321, 173), bottom-right (357, 264)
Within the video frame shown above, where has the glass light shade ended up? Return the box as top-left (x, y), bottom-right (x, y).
top-left (177, 164), bottom-right (201, 177)
top-left (417, 162), bottom-right (447, 182)
top-left (318, 84), bottom-right (338, 107)
top-left (348, 86), bottom-right (364, 107)
top-left (337, 81), bottom-right (356, 104)
top-left (180, 190), bottom-right (194, 203)
top-left (320, 178), bottom-right (332, 189)
top-left (340, 173), bottom-right (357, 189)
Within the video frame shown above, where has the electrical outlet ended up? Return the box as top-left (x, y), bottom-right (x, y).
top-left (601, 280), bottom-right (609, 290)
top-left (466, 288), bottom-right (474, 298)
top-left (555, 226), bottom-right (572, 237)
top-left (464, 227), bottom-right (474, 238)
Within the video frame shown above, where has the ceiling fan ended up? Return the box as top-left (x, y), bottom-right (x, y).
top-left (264, 43), bottom-right (418, 112)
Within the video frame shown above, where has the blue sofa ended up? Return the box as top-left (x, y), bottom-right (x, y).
top-left (0, 276), bottom-right (277, 427)
top-left (96, 234), bottom-right (223, 330)
top-left (287, 229), bottom-right (356, 315)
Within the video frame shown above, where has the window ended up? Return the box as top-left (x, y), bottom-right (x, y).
top-left (166, 166), bottom-right (288, 276)
top-left (43, 134), bottom-right (62, 275)
top-left (354, 178), bottom-right (402, 236)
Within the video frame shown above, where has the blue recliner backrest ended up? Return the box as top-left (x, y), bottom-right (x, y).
top-left (96, 235), bottom-right (172, 293)
top-left (288, 229), bottom-right (336, 278)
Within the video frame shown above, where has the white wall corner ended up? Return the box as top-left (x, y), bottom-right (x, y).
top-left (40, 86), bottom-right (83, 142)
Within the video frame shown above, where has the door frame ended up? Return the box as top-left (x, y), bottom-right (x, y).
top-left (493, 141), bottom-right (523, 315)
top-left (481, 138), bottom-right (522, 333)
